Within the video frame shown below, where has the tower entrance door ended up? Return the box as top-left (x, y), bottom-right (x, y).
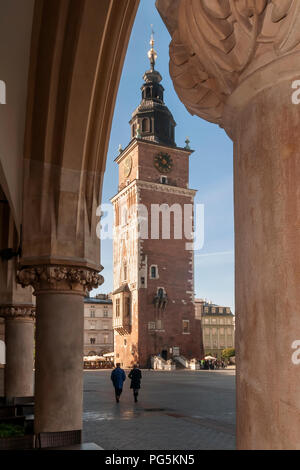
top-left (161, 349), bottom-right (168, 361)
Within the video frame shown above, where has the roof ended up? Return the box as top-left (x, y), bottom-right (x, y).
top-left (112, 284), bottom-right (130, 295)
top-left (202, 312), bottom-right (234, 317)
top-left (194, 298), bottom-right (234, 316)
top-left (84, 297), bottom-right (112, 305)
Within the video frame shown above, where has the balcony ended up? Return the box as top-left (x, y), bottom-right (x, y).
top-left (113, 314), bottom-right (131, 335)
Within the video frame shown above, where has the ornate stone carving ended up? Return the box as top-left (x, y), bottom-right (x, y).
top-left (0, 305), bottom-right (35, 320)
top-left (17, 265), bottom-right (104, 294)
top-left (156, 0), bottom-right (300, 125)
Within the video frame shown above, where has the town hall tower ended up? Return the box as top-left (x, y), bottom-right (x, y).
top-left (111, 34), bottom-right (203, 367)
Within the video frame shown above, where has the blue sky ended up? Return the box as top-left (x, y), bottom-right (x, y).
top-left (94, 0), bottom-right (235, 310)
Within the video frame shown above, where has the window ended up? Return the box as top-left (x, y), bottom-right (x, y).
top-left (158, 288), bottom-right (164, 297)
top-left (204, 307), bottom-right (209, 313)
top-left (125, 297), bottom-right (130, 317)
top-left (90, 338), bottom-right (96, 345)
top-left (142, 117), bottom-right (150, 132)
top-left (226, 307), bottom-right (231, 313)
top-left (90, 322), bottom-right (96, 330)
top-left (124, 339), bottom-right (127, 346)
top-left (116, 298), bottom-right (120, 318)
top-left (148, 322), bottom-right (156, 330)
top-left (141, 276), bottom-right (145, 285)
top-left (103, 322), bottom-right (108, 330)
top-left (204, 319), bottom-right (209, 324)
top-left (150, 265), bottom-right (158, 279)
top-left (103, 310), bottom-right (108, 317)
top-left (219, 307), bottom-right (224, 313)
top-left (103, 335), bottom-right (108, 345)
top-left (211, 307), bottom-right (216, 313)
top-left (90, 311), bottom-right (95, 318)
top-left (182, 320), bottom-right (190, 334)
top-left (160, 176), bottom-right (168, 185)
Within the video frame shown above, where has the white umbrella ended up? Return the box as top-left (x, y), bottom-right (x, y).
top-left (204, 355), bottom-right (217, 361)
top-left (84, 355), bottom-right (105, 361)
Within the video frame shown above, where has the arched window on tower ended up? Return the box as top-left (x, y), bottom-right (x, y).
top-left (132, 124), bottom-right (136, 138)
top-left (142, 118), bottom-right (150, 133)
top-left (145, 87), bottom-right (151, 99)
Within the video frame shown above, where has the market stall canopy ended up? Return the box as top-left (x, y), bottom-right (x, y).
top-left (84, 355), bottom-right (105, 361)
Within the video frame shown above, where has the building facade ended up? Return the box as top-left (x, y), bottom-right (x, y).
top-left (111, 36), bottom-right (203, 368)
top-left (84, 295), bottom-right (113, 356)
top-left (195, 299), bottom-right (235, 359)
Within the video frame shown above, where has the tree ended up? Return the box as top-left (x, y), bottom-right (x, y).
top-left (221, 348), bottom-right (235, 359)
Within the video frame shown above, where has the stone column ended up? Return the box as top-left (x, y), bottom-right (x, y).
top-left (0, 305), bottom-right (35, 399)
top-left (17, 265), bottom-right (103, 439)
top-left (156, 0), bottom-right (300, 450)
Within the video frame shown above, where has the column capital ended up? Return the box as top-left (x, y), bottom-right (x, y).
top-left (157, 0), bottom-right (300, 133)
top-left (16, 265), bottom-right (104, 295)
top-left (0, 305), bottom-right (36, 321)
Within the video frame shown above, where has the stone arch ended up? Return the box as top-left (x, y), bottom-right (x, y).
top-left (21, 0), bottom-right (139, 271)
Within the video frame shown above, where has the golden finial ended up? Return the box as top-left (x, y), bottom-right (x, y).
top-left (147, 25), bottom-right (157, 71)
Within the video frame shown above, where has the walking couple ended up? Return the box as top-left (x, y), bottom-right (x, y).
top-left (111, 363), bottom-right (142, 403)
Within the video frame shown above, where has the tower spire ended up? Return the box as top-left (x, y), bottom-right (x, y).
top-left (147, 25), bottom-right (157, 71)
top-left (129, 30), bottom-right (176, 147)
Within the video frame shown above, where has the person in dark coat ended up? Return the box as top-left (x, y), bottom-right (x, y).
top-left (111, 363), bottom-right (126, 403)
top-left (128, 364), bottom-right (142, 402)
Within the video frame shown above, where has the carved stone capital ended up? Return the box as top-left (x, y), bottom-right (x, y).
top-left (157, 0), bottom-right (300, 130)
top-left (0, 305), bottom-right (36, 321)
top-left (17, 265), bottom-right (104, 295)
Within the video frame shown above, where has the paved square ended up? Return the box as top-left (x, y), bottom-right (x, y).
top-left (83, 369), bottom-right (236, 450)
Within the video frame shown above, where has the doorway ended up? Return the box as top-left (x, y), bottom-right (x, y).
top-left (161, 349), bottom-right (168, 361)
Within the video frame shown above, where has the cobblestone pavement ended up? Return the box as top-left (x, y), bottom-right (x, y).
top-left (83, 369), bottom-right (236, 450)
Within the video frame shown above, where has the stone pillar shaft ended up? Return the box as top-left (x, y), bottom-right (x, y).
top-left (156, 0), bottom-right (300, 449)
top-left (35, 292), bottom-right (84, 433)
top-left (0, 306), bottom-right (35, 399)
top-left (17, 265), bottom-right (103, 437)
top-left (234, 79), bottom-right (300, 450)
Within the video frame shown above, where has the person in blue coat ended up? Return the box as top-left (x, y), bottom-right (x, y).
top-left (111, 363), bottom-right (126, 403)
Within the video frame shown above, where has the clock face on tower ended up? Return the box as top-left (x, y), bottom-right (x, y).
top-left (154, 152), bottom-right (173, 174)
top-left (123, 155), bottom-right (132, 177)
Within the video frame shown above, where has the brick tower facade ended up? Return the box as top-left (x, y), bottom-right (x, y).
top-left (111, 34), bottom-right (203, 368)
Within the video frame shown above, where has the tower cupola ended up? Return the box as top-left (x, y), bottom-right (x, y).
top-left (129, 29), bottom-right (176, 147)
